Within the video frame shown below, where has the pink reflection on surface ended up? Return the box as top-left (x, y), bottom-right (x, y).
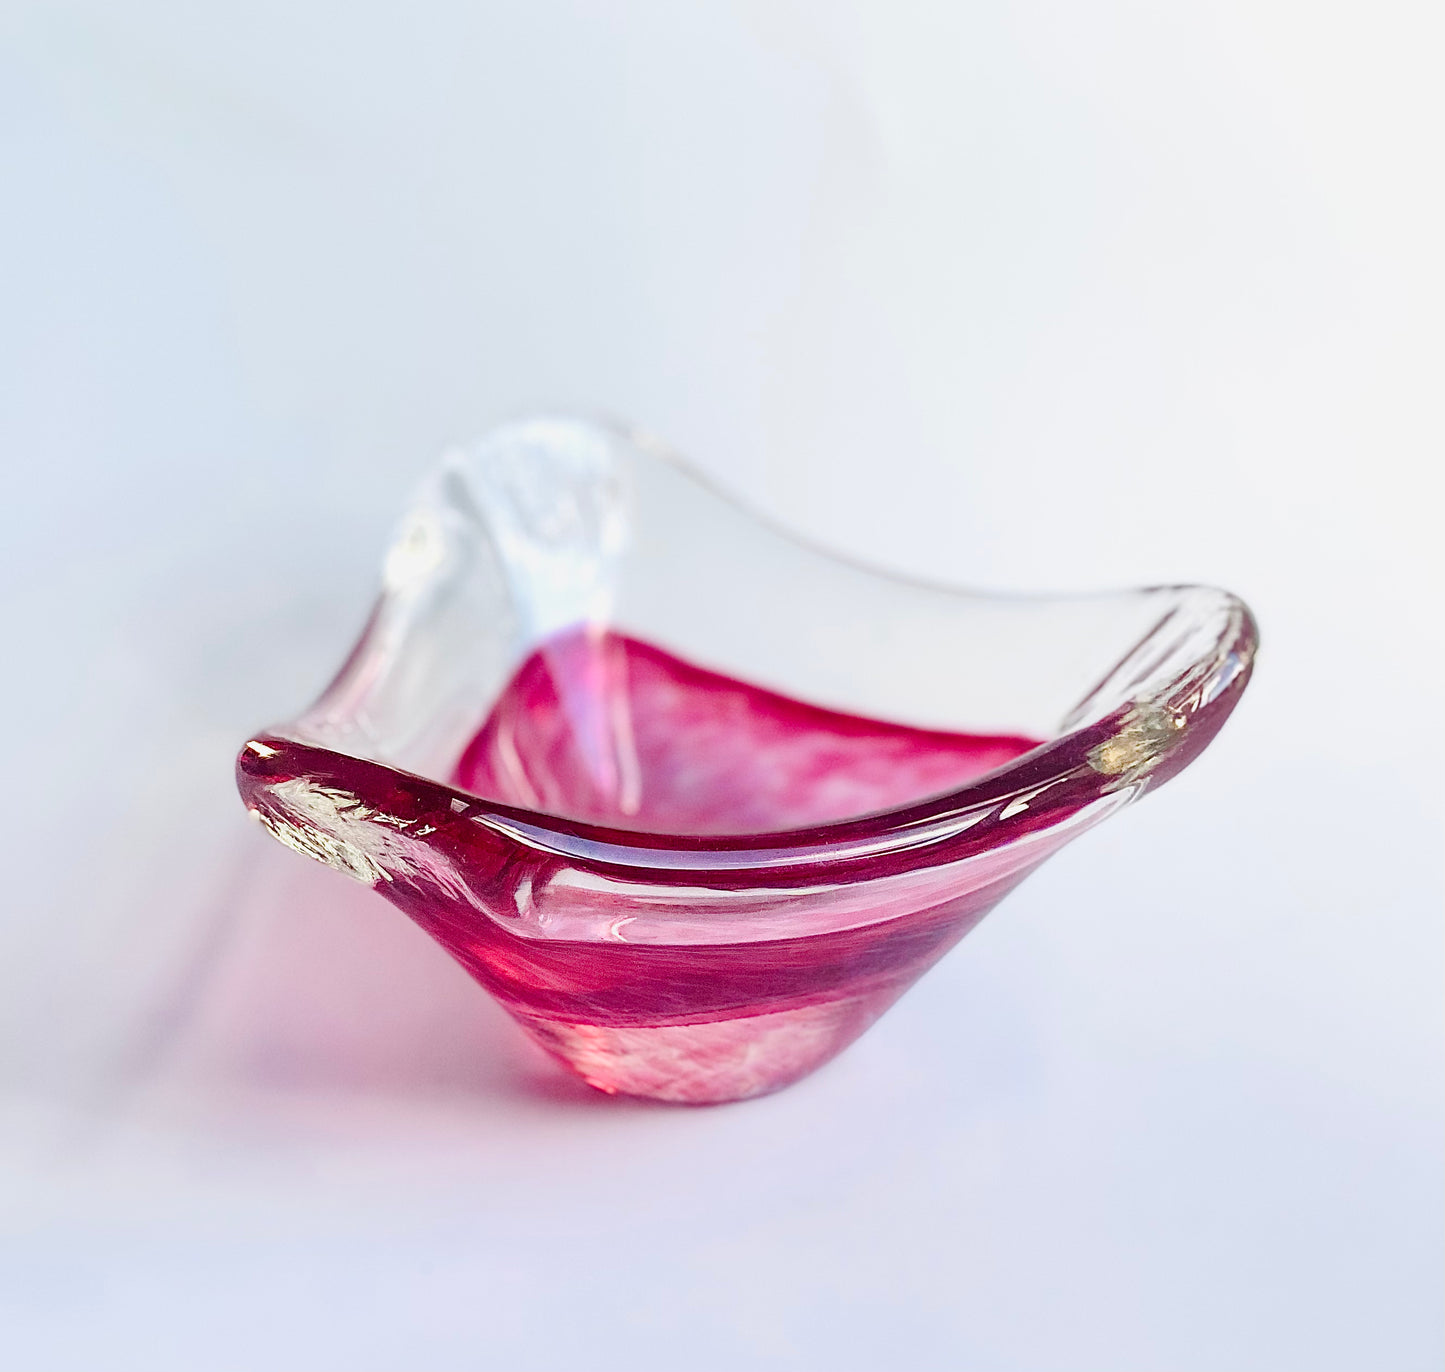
top-left (151, 844), bottom-right (587, 1110)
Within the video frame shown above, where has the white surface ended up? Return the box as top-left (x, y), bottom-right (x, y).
top-left (1, 3), bottom-right (1440, 1369)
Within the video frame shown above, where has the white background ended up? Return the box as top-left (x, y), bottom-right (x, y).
top-left (1, 3), bottom-right (1440, 1369)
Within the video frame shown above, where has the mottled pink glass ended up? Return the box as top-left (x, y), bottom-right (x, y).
top-left (237, 418), bottom-right (1256, 1103)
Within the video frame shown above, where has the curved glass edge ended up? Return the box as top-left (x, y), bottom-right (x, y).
top-left (235, 416), bottom-right (1257, 909)
top-left (238, 599), bottom-right (1253, 870)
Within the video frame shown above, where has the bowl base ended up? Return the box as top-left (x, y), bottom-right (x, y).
top-left (510, 994), bottom-right (891, 1104)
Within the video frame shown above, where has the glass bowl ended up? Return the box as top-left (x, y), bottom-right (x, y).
top-left (237, 417), bottom-right (1256, 1104)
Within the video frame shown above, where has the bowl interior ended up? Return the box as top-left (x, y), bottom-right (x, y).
top-left (451, 625), bottom-right (1043, 834)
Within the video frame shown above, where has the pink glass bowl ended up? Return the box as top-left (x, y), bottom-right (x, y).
top-left (237, 418), bottom-right (1256, 1104)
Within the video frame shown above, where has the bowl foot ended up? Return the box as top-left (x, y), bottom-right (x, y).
top-left (510, 995), bottom-right (889, 1104)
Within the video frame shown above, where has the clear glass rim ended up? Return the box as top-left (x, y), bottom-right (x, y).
top-left (239, 418), bottom-right (1258, 878)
